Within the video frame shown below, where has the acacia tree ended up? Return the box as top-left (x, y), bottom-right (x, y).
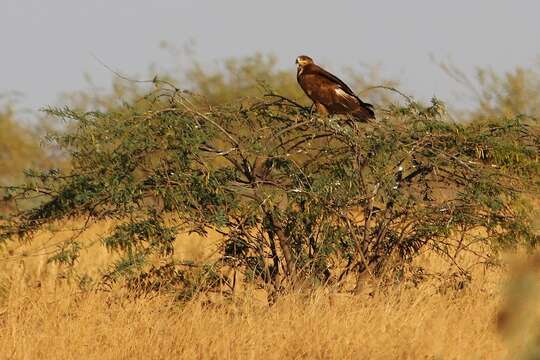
top-left (1, 83), bottom-right (538, 301)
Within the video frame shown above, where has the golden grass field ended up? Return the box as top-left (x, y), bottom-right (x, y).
top-left (0, 219), bottom-right (539, 359)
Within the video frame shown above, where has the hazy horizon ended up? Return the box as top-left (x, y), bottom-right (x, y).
top-left (1, 0), bottom-right (539, 115)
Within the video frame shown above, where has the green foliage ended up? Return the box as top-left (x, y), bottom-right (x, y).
top-left (0, 105), bottom-right (65, 214)
top-left (47, 240), bottom-right (81, 266)
top-left (440, 61), bottom-right (540, 120)
top-left (0, 107), bottom-right (50, 185)
top-left (473, 66), bottom-right (540, 119)
top-left (186, 53), bottom-right (302, 105)
top-left (1, 80), bottom-right (539, 301)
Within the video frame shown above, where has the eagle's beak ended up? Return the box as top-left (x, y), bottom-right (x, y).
top-left (295, 58), bottom-right (299, 65)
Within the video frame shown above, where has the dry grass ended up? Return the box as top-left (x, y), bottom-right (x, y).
top-left (1, 277), bottom-right (506, 359)
top-left (0, 220), bottom-right (536, 359)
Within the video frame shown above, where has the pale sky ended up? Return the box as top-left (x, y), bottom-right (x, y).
top-left (1, 0), bottom-right (539, 115)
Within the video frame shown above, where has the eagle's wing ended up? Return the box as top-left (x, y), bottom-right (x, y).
top-left (312, 66), bottom-right (356, 96)
top-left (314, 65), bottom-right (373, 113)
top-left (308, 65), bottom-right (374, 120)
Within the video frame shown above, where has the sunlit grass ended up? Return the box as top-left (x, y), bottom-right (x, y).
top-left (0, 221), bottom-right (522, 359)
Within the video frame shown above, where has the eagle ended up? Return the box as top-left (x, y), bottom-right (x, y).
top-left (296, 55), bottom-right (375, 122)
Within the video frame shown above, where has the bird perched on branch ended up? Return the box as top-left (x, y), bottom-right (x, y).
top-left (296, 55), bottom-right (375, 122)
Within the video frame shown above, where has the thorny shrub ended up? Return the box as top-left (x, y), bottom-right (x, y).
top-left (1, 82), bottom-right (539, 302)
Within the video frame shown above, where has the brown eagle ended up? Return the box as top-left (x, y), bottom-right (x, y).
top-left (296, 55), bottom-right (375, 121)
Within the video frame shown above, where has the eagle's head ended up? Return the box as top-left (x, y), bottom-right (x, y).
top-left (295, 55), bottom-right (314, 68)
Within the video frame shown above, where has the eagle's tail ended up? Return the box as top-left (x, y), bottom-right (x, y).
top-left (353, 102), bottom-right (376, 122)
